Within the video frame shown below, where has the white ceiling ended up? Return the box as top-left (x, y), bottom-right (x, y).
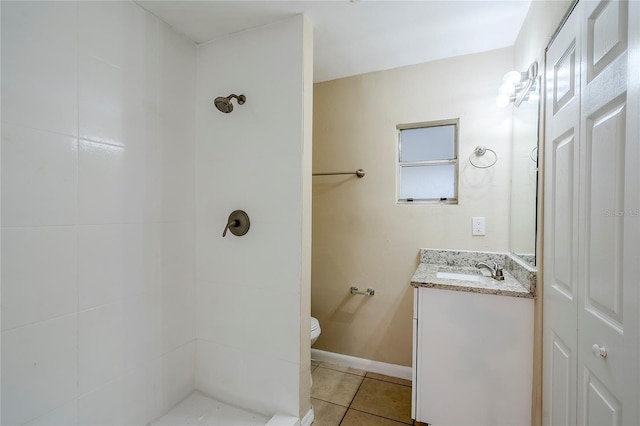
top-left (136, 0), bottom-right (532, 83)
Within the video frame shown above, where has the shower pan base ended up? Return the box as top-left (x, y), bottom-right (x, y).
top-left (150, 391), bottom-right (269, 426)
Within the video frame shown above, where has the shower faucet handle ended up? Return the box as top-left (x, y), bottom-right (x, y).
top-left (222, 220), bottom-right (239, 237)
top-left (222, 210), bottom-right (251, 237)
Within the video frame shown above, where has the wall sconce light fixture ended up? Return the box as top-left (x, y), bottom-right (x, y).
top-left (496, 62), bottom-right (538, 108)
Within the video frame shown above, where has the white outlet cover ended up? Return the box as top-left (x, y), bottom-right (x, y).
top-left (472, 217), bottom-right (486, 236)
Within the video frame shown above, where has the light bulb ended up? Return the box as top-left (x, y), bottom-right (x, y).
top-left (496, 94), bottom-right (511, 107)
top-left (503, 70), bottom-right (523, 85)
top-left (499, 83), bottom-right (515, 96)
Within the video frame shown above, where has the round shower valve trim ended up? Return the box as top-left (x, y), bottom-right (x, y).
top-left (222, 210), bottom-right (250, 237)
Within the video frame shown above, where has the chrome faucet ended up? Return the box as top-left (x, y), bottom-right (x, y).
top-left (475, 262), bottom-right (505, 281)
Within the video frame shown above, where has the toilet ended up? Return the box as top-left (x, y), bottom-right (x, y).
top-left (310, 317), bottom-right (321, 346)
top-left (310, 317), bottom-right (321, 389)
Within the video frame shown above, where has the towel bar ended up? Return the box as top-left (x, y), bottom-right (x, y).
top-left (350, 286), bottom-right (375, 296)
top-left (313, 169), bottom-right (365, 178)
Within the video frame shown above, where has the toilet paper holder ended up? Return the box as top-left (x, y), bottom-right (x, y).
top-left (350, 286), bottom-right (375, 296)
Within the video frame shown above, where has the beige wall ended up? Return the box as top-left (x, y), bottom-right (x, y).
top-left (512, 1), bottom-right (574, 425)
top-left (514, 1), bottom-right (575, 71)
top-left (312, 47), bottom-right (514, 366)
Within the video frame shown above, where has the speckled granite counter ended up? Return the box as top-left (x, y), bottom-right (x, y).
top-left (411, 262), bottom-right (533, 298)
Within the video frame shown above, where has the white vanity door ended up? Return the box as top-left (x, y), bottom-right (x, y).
top-left (413, 287), bottom-right (533, 425)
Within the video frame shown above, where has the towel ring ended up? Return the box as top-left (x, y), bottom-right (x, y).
top-left (469, 145), bottom-right (497, 169)
top-left (530, 146), bottom-right (538, 164)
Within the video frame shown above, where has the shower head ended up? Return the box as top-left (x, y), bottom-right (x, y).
top-left (214, 94), bottom-right (246, 113)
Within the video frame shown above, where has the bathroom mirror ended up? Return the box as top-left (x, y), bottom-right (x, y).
top-left (509, 77), bottom-right (540, 266)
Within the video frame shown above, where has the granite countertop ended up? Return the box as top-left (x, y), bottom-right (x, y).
top-left (410, 263), bottom-right (533, 298)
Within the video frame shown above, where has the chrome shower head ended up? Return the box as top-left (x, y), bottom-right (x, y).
top-left (214, 94), bottom-right (246, 113)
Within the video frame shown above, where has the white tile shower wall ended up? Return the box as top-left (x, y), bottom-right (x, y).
top-left (2, 315), bottom-right (78, 426)
top-left (195, 339), bottom-right (299, 417)
top-left (195, 15), bottom-right (311, 418)
top-left (24, 400), bottom-right (78, 426)
top-left (0, 1), bottom-right (78, 137)
top-left (1, 1), bottom-right (197, 425)
top-left (2, 226), bottom-right (78, 330)
top-left (1, 125), bottom-right (78, 227)
top-left (1, 2), bottom-right (3, 421)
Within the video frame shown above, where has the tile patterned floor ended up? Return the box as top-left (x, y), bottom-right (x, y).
top-left (311, 361), bottom-right (425, 426)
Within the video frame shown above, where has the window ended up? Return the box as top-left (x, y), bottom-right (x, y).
top-left (397, 119), bottom-right (458, 203)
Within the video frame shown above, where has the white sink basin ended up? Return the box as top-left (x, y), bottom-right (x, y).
top-left (436, 271), bottom-right (482, 282)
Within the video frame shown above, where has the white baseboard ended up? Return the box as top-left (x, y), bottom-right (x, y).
top-left (265, 413), bottom-right (300, 426)
top-left (311, 349), bottom-right (412, 380)
top-left (265, 407), bottom-right (312, 426)
top-left (300, 407), bottom-right (314, 426)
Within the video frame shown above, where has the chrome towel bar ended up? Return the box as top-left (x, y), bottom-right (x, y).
top-left (313, 169), bottom-right (365, 178)
top-left (350, 286), bottom-right (375, 296)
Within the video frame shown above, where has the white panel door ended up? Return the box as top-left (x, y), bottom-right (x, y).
top-left (544, 1), bottom-right (640, 425)
top-left (543, 8), bottom-right (581, 425)
top-left (577, 1), bottom-right (639, 425)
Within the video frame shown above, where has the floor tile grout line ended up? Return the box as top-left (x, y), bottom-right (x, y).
top-left (310, 396), bottom-right (351, 409)
top-left (364, 373), bottom-right (412, 388)
top-left (316, 364), bottom-right (367, 378)
top-left (349, 374), bottom-right (366, 405)
top-left (347, 407), bottom-right (413, 425)
top-left (315, 363), bottom-right (411, 385)
top-left (312, 364), bottom-right (414, 425)
top-left (338, 374), bottom-right (367, 425)
top-left (348, 377), bottom-right (413, 425)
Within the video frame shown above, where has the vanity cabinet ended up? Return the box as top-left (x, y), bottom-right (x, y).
top-left (412, 287), bottom-right (534, 425)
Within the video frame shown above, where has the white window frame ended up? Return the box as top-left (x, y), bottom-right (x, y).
top-left (396, 118), bottom-right (459, 204)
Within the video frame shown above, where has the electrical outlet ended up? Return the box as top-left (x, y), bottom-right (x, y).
top-left (472, 217), bottom-right (486, 236)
